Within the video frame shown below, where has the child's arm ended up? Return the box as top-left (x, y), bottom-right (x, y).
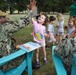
top-left (31, 17), bottom-right (35, 23)
top-left (31, 17), bottom-right (38, 28)
top-left (45, 31), bottom-right (51, 38)
top-left (44, 27), bottom-right (49, 37)
top-left (44, 32), bottom-right (49, 37)
top-left (31, 17), bottom-right (37, 24)
top-left (48, 31), bottom-right (51, 38)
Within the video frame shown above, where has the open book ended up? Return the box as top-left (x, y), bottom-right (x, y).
top-left (19, 41), bottom-right (41, 52)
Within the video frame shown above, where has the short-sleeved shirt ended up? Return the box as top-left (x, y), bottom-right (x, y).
top-left (32, 20), bottom-right (46, 43)
top-left (68, 26), bottom-right (75, 35)
top-left (57, 20), bottom-right (64, 33)
top-left (47, 24), bottom-right (54, 35)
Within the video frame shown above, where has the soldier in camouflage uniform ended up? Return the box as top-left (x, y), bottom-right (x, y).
top-left (0, 0), bottom-right (37, 72)
top-left (54, 16), bottom-right (76, 75)
top-left (0, 10), bottom-right (30, 71)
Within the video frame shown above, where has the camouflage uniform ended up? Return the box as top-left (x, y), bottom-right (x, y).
top-left (54, 36), bottom-right (76, 74)
top-left (0, 16), bottom-right (30, 71)
top-left (0, 1), bottom-right (37, 71)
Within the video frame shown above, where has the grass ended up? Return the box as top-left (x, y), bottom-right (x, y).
top-left (7, 14), bottom-right (69, 75)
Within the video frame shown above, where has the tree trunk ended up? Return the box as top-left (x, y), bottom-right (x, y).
top-left (10, 7), bottom-right (13, 14)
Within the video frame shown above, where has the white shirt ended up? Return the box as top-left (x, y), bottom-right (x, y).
top-left (57, 20), bottom-right (64, 32)
top-left (47, 24), bottom-right (54, 35)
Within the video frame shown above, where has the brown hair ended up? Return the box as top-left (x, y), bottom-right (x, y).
top-left (37, 12), bottom-right (48, 26)
top-left (69, 16), bottom-right (74, 21)
top-left (68, 16), bottom-right (74, 24)
top-left (73, 16), bottom-right (76, 27)
top-left (68, 16), bottom-right (75, 28)
top-left (73, 20), bottom-right (76, 27)
top-left (69, 16), bottom-right (76, 28)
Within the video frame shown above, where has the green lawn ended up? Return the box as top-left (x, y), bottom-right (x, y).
top-left (8, 14), bottom-right (69, 75)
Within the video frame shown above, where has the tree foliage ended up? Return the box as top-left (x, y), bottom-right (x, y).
top-left (0, 0), bottom-right (74, 14)
top-left (36, 0), bottom-right (73, 13)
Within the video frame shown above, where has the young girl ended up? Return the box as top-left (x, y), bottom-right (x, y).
top-left (68, 16), bottom-right (75, 35)
top-left (31, 12), bottom-right (48, 66)
top-left (56, 13), bottom-right (64, 43)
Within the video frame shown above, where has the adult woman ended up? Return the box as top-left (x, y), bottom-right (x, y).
top-left (54, 16), bottom-right (76, 75)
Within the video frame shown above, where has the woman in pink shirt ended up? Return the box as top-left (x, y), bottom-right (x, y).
top-left (31, 12), bottom-right (48, 67)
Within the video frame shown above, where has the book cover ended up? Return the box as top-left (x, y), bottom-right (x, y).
top-left (19, 41), bottom-right (41, 52)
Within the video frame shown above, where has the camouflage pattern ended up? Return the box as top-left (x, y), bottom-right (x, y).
top-left (54, 36), bottom-right (76, 74)
top-left (0, 0), bottom-right (37, 71)
top-left (0, 16), bottom-right (30, 71)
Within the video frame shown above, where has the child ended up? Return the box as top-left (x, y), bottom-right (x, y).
top-left (68, 16), bottom-right (75, 35)
top-left (46, 16), bottom-right (56, 47)
top-left (31, 12), bottom-right (48, 66)
top-left (56, 13), bottom-right (64, 43)
top-left (54, 16), bottom-right (76, 75)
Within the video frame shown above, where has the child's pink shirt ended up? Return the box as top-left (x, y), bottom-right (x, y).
top-left (32, 20), bottom-right (46, 43)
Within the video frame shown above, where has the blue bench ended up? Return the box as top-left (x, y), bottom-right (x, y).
top-left (52, 46), bottom-right (67, 75)
top-left (71, 54), bottom-right (76, 75)
top-left (0, 41), bottom-right (41, 75)
top-left (0, 49), bottom-right (33, 75)
top-left (52, 46), bottom-right (76, 75)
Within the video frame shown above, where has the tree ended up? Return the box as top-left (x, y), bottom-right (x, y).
top-left (0, 0), bottom-right (74, 14)
top-left (15, 0), bottom-right (28, 13)
top-left (0, 0), bottom-right (8, 12)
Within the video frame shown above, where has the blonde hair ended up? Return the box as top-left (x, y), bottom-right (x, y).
top-left (56, 13), bottom-right (64, 21)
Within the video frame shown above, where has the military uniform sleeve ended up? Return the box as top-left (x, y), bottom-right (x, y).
top-left (3, 19), bottom-right (28, 33)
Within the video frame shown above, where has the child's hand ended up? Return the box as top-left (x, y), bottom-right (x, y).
top-left (64, 26), bottom-right (67, 29)
top-left (45, 33), bottom-right (50, 38)
top-left (44, 33), bottom-right (48, 37)
top-left (47, 34), bottom-right (50, 38)
top-left (31, 32), bottom-right (33, 35)
top-left (31, 32), bottom-right (34, 36)
top-left (56, 25), bottom-right (58, 28)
